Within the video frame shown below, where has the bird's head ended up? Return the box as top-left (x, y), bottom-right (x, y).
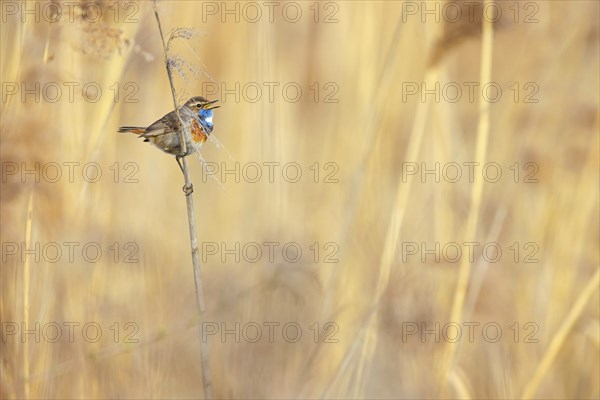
top-left (185, 96), bottom-right (220, 130)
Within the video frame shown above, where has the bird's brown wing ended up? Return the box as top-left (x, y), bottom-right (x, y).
top-left (142, 111), bottom-right (182, 138)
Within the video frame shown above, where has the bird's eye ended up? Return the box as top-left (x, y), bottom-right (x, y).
top-left (196, 103), bottom-right (202, 108)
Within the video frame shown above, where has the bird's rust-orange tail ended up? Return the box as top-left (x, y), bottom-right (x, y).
top-left (118, 126), bottom-right (146, 135)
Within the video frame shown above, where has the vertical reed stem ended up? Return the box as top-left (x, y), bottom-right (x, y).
top-left (153, 2), bottom-right (212, 398)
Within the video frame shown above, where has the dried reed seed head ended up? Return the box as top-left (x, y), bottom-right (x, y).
top-left (169, 27), bottom-right (201, 43)
top-left (45, 0), bottom-right (134, 59)
top-left (429, 0), bottom-right (509, 67)
top-left (74, 23), bottom-right (129, 59)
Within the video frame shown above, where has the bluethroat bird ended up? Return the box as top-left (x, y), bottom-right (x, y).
top-left (118, 96), bottom-right (220, 178)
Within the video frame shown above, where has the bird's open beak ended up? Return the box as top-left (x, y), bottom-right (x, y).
top-left (205, 99), bottom-right (220, 110)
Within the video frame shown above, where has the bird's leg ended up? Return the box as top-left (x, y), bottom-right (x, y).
top-left (176, 156), bottom-right (194, 196)
top-left (176, 156), bottom-right (184, 174)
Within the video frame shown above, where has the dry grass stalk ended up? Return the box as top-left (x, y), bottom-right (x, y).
top-left (152, 1), bottom-right (212, 398)
top-left (522, 268), bottom-right (600, 399)
top-left (441, 0), bottom-right (495, 394)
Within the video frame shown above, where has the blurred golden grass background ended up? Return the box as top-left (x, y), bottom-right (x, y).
top-left (1, 0), bottom-right (599, 398)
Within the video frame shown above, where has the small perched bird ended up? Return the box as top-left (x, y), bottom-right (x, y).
top-left (118, 96), bottom-right (220, 172)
